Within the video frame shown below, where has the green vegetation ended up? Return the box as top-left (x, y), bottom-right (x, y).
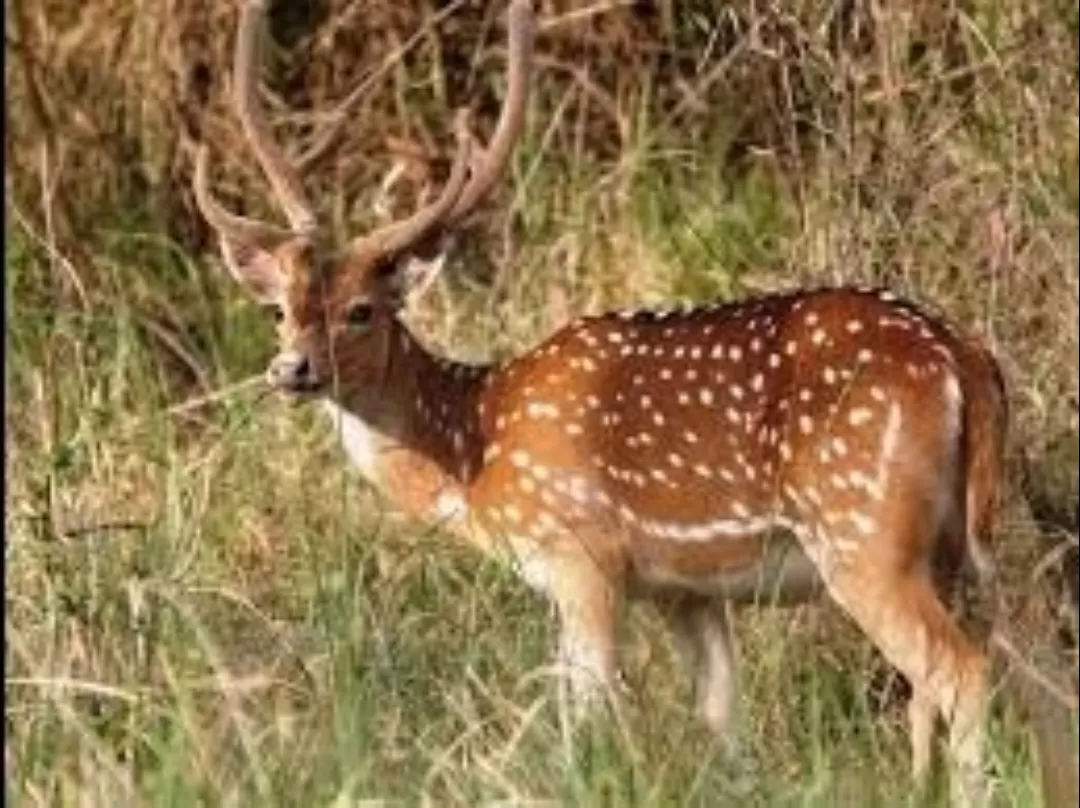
top-left (6, 1), bottom-right (1076, 804)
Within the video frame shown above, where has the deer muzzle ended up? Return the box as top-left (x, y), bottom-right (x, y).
top-left (267, 349), bottom-right (324, 394)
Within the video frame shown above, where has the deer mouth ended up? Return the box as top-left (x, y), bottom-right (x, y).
top-left (266, 372), bottom-right (327, 399)
top-left (278, 379), bottom-right (326, 398)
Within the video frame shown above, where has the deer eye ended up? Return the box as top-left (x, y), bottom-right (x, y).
top-left (345, 302), bottom-right (374, 329)
top-left (267, 304), bottom-right (285, 324)
top-left (374, 257), bottom-right (399, 279)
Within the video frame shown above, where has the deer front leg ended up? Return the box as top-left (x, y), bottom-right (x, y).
top-left (549, 556), bottom-right (622, 716)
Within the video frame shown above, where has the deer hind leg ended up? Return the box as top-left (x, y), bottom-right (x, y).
top-left (663, 597), bottom-right (738, 739)
top-left (909, 524), bottom-right (987, 790)
top-left (824, 559), bottom-right (990, 808)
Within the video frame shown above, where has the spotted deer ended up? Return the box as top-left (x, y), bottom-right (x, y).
top-left (192, 1), bottom-right (1026, 805)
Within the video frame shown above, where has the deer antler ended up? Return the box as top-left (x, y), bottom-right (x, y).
top-left (192, 0), bottom-right (316, 241)
top-left (443, 0), bottom-right (535, 229)
top-left (353, 110), bottom-right (474, 257)
top-left (351, 0), bottom-right (535, 259)
top-left (233, 0), bottom-right (316, 234)
top-left (195, 0), bottom-right (534, 260)
top-left (193, 144), bottom-right (291, 244)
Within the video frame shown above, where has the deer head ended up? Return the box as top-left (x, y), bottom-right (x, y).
top-left (194, 0), bottom-right (535, 400)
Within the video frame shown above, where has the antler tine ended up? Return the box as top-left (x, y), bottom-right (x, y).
top-left (193, 144), bottom-right (291, 244)
top-left (353, 110), bottom-right (474, 257)
top-left (348, 0), bottom-right (533, 261)
top-left (234, 0), bottom-right (317, 234)
top-left (443, 0), bottom-right (535, 228)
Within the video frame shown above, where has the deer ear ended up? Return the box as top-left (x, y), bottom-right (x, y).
top-left (216, 231), bottom-right (287, 304)
top-left (380, 241), bottom-right (450, 309)
top-left (396, 251), bottom-right (448, 306)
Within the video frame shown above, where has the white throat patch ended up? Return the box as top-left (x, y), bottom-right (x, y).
top-left (322, 400), bottom-right (383, 482)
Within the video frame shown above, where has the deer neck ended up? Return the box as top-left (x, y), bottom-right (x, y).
top-left (321, 320), bottom-right (489, 525)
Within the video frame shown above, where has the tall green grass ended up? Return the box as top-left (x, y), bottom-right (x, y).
top-left (4, 182), bottom-right (1064, 805)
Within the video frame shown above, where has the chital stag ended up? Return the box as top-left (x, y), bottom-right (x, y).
top-left (194, 1), bottom-right (1015, 804)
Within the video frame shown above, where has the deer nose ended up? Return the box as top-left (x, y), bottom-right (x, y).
top-left (267, 350), bottom-right (321, 392)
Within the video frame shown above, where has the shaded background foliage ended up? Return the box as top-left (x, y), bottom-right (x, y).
top-left (13, 0), bottom-right (1075, 252)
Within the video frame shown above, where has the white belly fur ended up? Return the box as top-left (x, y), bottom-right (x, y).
top-left (634, 540), bottom-right (823, 605)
